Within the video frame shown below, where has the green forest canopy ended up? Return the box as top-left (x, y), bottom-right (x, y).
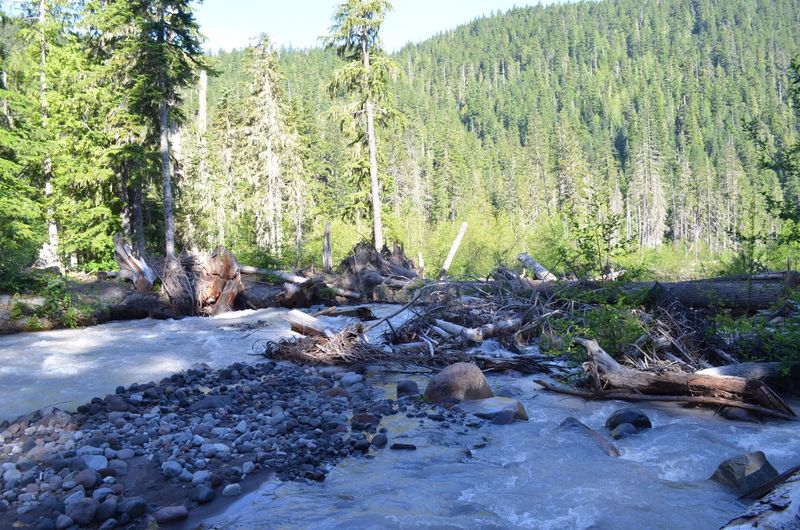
top-left (2, 0), bottom-right (799, 280)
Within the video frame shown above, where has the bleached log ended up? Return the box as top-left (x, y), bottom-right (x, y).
top-left (517, 253), bottom-right (556, 281)
top-left (113, 233), bottom-right (156, 292)
top-left (323, 221), bottom-right (333, 274)
top-left (434, 318), bottom-right (482, 343)
top-left (479, 317), bottom-right (523, 338)
top-left (285, 309), bottom-right (333, 338)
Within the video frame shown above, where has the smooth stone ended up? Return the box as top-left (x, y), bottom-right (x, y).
top-left (371, 433), bottom-right (388, 448)
top-left (222, 483), bottom-right (241, 496)
top-left (191, 470), bottom-right (212, 485)
top-left (81, 455), bottom-right (108, 471)
top-left (96, 498), bottom-right (117, 521)
top-left (423, 363), bottom-right (493, 403)
top-left (605, 408), bottom-right (652, 432)
top-left (339, 372), bottom-right (364, 386)
top-left (98, 519), bottom-right (118, 530)
top-left (155, 505), bottom-right (189, 523)
top-left (54, 514), bottom-right (73, 530)
top-left (161, 461), bottom-right (183, 479)
top-left (74, 468), bottom-right (98, 489)
top-left (115, 448), bottom-right (135, 460)
top-left (188, 395), bottom-right (233, 412)
top-left (234, 420), bottom-right (248, 434)
top-left (396, 380), bottom-right (419, 398)
top-left (710, 451), bottom-right (779, 496)
top-left (457, 397), bottom-right (528, 423)
top-left (611, 423), bottom-right (638, 440)
top-left (190, 485), bottom-right (215, 504)
top-left (65, 498), bottom-right (96, 526)
top-left (118, 496), bottom-right (147, 518)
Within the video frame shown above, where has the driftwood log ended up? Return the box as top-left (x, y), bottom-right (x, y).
top-left (551, 338), bottom-right (796, 419)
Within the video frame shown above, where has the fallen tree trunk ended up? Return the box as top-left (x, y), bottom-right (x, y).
top-left (517, 253), bottom-right (556, 281)
top-left (573, 338), bottom-right (796, 418)
top-left (285, 309), bottom-right (333, 338)
top-left (193, 247), bottom-right (245, 315)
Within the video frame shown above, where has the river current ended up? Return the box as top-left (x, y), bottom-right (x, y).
top-left (0, 308), bottom-right (797, 529)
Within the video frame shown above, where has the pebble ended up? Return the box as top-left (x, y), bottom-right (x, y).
top-left (161, 461), bottom-right (183, 478)
top-left (155, 505), bottom-right (189, 523)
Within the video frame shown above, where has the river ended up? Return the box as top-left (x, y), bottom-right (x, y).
top-left (1, 309), bottom-right (797, 529)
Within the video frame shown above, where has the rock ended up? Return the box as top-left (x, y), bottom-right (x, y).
top-left (390, 443), bottom-right (417, 450)
top-left (190, 485), bottom-right (215, 504)
top-left (710, 451), bottom-right (779, 496)
top-left (96, 498), bottom-right (117, 521)
top-left (324, 387), bottom-right (351, 399)
top-left (605, 408), bottom-right (652, 432)
top-left (457, 397), bottom-right (528, 423)
top-left (371, 433), bottom-right (388, 448)
top-left (81, 454), bottom-right (108, 471)
top-left (98, 520), bottom-right (118, 530)
top-left (115, 448), bottom-right (135, 460)
top-left (192, 470), bottom-right (212, 485)
top-left (155, 505), bottom-right (189, 524)
top-left (65, 498), bottom-right (96, 526)
top-left (720, 407), bottom-right (761, 423)
top-left (54, 514), bottom-right (73, 530)
top-left (118, 496), bottom-right (147, 518)
top-left (339, 372), bottom-right (364, 386)
top-left (2, 468), bottom-right (21, 482)
top-left (161, 461), bottom-right (183, 479)
top-left (222, 483), bottom-right (241, 496)
top-left (188, 395), bottom-right (233, 412)
top-left (350, 413), bottom-right (381, 431)
top-left (611, 423), bottom-right (638, 440)
top-left (105, 395), bottom-right (133, 413)
top-left (396, 380), bottom-right (419, 398)
top-left (558, 417), bottom-right (620, 457)
top-left (353, 439), bottom-right (371, 452)
top-left (423, 363), bottom-right (493, 403)
top-left (36, 518), bottom-right (56, 530)
top-left (74, 468), bottom-right (98, 489)
top-left (234, 420), bottom-right (248, 434)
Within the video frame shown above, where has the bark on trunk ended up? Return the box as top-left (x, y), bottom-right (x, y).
top-left (323, 221), bottom-right (333, 274)
top-left (160, 97), bottom-right (175, 261)
top-left (517, 253), bottom-right (556, 281)
top-left (363, 40), bottom-right (383, 250)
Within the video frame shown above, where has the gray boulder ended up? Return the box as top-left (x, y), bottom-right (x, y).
top-left (606, 408), bottom-right (652, 432)
top-left (396, 380), bottom-right (419, 399)
top-left (710, 451), bottom-right (779, 496)
top-left (423, 363), bottom-right (493, 403)
top-left (65, 498), bottom-right (96, 527)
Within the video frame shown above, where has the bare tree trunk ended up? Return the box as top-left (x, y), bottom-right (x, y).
top-left (323, 221), bottom-right (333, 274)
top-left (160, 97), bottom-right (176, 261)
top-left (439, 222), bottom-right (468, 279)
top-left (37, 0), bottom-right (60, 271)
top-left (132, 178), bottom-right (145, 257)
top-left (1, 68), bottom-right (12, 128)
top-left (363, 42), bottom-right (383, 250)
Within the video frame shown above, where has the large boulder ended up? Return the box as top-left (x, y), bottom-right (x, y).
top-left (710, 451), bottom-right (779, 496)
top-left (605, 408), bottom-right (652, 432)
top-left (457, 397), bottom-right (528, 424)
top-left (423, 363), bottom-right (493, 403)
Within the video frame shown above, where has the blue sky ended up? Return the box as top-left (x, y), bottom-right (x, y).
top-left (195, 1), bottom-right (561, 53)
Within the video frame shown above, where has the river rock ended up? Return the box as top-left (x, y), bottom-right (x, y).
top-left (74, 468), bottom-right (98, 489)
top-left (610, 423), bottom-right (638, 440)
top-left (190, 485), bottom-right (215, 504)
top-left (161, 461), bottom-right (183, 479)
top-left (65, 498), bottom-right (96, 526)
top-left (558, 417), bottom-right (620, 457)
top-left (118, 496), bottom-right (147, 518)
top-left (105, 395), bottom-right (133, 413)
top-left (423, 363), bottom-right (493, 403)
top-left (339, 372), bottom-right (364, 387)
top-left (457, 397), bottom-right (528, 423)
top-left (371, 433), bottom-right (388, 448)
top-left (81, 455), bottom-right (108, 471)
top-left (188, 395), bottom-right (233, 412)
top-left (155, 505), bottom-right (189, 523)
top-left (222, 483), bottom-right (241, 496)
top-left (396, 380), bottom-right (419, 398)
top-left (54, 514), bottom-right (73, 530)
top-left (710, 451), bottom-right (779, 496)
top-left (605, 408), bottom-right (652, 432)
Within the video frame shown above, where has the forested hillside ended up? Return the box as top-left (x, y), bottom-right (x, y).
top-left (2, 0), bottom-right (800, 281)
